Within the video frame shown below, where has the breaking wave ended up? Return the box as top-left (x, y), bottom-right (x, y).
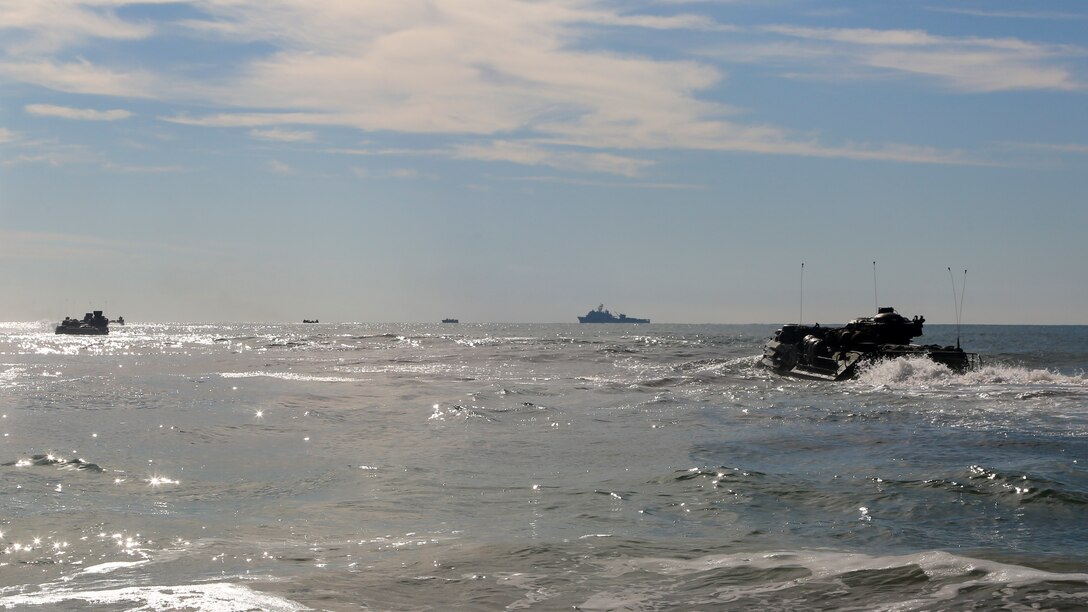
top-left (586, 549), bottom-right (1088, 610)
top-left (855, 356), bottom-right (1087, 388)
top-left (0, 582), bottom-right (308, 611)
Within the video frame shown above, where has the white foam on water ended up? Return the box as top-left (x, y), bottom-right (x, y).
top-left (219, 371), bottom-right (360, 383)
top-left (855, 356), bottom-right (960, 386)
top-left (80, 559), bottom-right (150, 575)
top-left (853, 358), bottom-right (1088, 418)
top-left (0, 366), bottom-right (24, 389)
top-left (856, 357), bottom-right (1087, 389)
top-left (844, 357), bottom-right (1088, 435)
top-left (0, 581), bottom-right (310, 611)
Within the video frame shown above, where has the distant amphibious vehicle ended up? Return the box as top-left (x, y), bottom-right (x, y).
top-left (578, 304), bottom-right (650, 324)
top-left (761, 307), bottom-right (979, 380)
top-left (56, 310), bottom-right (111, 335)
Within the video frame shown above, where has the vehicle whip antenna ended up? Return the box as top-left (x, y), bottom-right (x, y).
top-left (799, 262), bottom-right (805, 325)
top-left (948, 267), bottom-right (966, 349)
top-left (959, 269), bottom-right (967, 349)
top-left (872, 261), bottom-right (878, 313)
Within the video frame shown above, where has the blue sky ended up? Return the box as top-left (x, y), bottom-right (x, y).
top-left (1, 0), bottom-right (1086, 323)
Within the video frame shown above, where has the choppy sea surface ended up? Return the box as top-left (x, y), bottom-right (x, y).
top-left (1, 321), bottom-right (1087, 611)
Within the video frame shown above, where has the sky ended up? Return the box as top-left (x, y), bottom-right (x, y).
top-left (1, 0), bottom-right (1086, 324)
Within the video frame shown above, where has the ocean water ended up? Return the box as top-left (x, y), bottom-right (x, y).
top-left (1, 321), bottom-right (1086, 611)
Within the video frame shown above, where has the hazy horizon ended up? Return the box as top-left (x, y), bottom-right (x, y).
top-left (7, 315), bottom-right (1081, 326)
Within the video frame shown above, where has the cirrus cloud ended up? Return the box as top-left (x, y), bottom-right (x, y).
top-left (453, 140), bottom-right (655, 177)
top-left (250, 128), bottom-right (316, 142)
top-left (25, 103), bottom-right (132, 121)
top-left (2, 0), bottom-right (1066, 172)
top-left (713, 24), bottom-right (1086, 93)
top-left (0, 58), bottom-right (162, 98)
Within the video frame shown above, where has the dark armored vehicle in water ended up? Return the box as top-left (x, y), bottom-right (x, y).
top-left (761, 307), bottom-right (978, 380)
top-left (578, 304), bottom-right (650, 324)
top-left (56, 310), bottom-right (110, 335)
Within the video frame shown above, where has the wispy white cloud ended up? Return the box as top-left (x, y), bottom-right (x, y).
top-left (762, 25), bottom-right (945, 47)
top-left (101, 161), bottom-right (189, 173)
top-left (331, 141), bottom-right (656, 177)
top-left (864, 49), bottom-right (1077, 92)
top-left (25, 103), bottom-right (132, 121)
top-left (162, 113), bottom-right (331, 128)
top-left (714, 24), bottom-right (1086, 93)
top-left (352, 166), bottom-right (429, 179)
top-left (1013, 142), bottom-right (1088, 155)
top-left (924, 7), bottom-right (1088, 21)
top-left (453, 140), bottom-right (655, 177)
top-left (0, 127), bottom-right (13, 143)
top-left (0, 228), bottom-right (194, 261)
top-left (0, 58), bottom-right (161, 97)
top-left (250, 128), bottom-right (316, 142)
top-left (267, 160), bottom-right (292, 174)
top-left (0, 141), bottom-right (98, 168)
top-left (0, 1), bottom-right (1041, 169)
top-left (92, 1), bottom-right (852, 166)
top-left (0, 137), bottom-right (187, 172)
top-left (326, 146), bottom-right (446, 158)
top-left (0, 2), bottom-right (155, 54)
top-left (501, 174), bottom-right (703, 190)
top-left (591, 12), bottom-right (733, 31)
top-left (0, 230), bottom-right (126, 261)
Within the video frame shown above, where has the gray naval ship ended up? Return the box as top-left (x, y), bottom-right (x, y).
top-left (578, 304), bottom-right (650, 324)
top-left (761, 306), bottom-right (979, 380)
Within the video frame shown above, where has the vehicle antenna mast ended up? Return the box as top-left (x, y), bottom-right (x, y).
top-left (948, 267), bottom-right (967, 349)
top-left (799, 262), bottom-right (804, 326)
top-left (872, 261), bottom-right (878, 313)
top-left (959, 269), bottom-right (967, 348)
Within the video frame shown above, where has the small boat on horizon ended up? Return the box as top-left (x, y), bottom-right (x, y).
top-left (441, 318), bottom-right (459, 324)
top-left (578, 304), bottom-right (649, 324)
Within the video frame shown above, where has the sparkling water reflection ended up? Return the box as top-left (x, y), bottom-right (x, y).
top-left (0, 322), bottom-right (1086, 609)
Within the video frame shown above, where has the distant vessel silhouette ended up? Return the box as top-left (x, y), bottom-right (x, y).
top-left (441, 318), bottom-right (459, 324)
top-left (56, 310), bottom-right (110, 335)
top-left (761, 306), bottom-right (979, 380)
top-left (578, 304), bottom-right (649, 324)
top-left (302, 319), bottom-right (319, 323)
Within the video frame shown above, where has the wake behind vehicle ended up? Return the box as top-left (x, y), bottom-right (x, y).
top-left (761, 307), bottom-right (979, 380)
